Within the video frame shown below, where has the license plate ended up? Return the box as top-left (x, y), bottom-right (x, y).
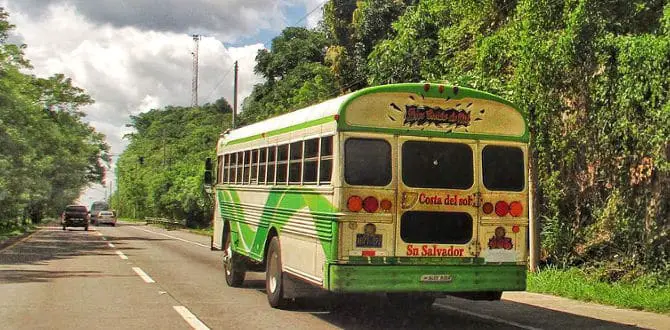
top-left (420, 274), bottom-right (453, 283)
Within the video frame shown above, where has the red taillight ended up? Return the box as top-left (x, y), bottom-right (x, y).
top-left (363, 196), bottom-right (379, 213)
top-left (348, 196), bottom-right (363, 212)
top-left (512, 224), bottom-right (520, 233)
top-left (362, 250), bottom-right (376, 257)
top-left (509, 201), bottom-right (523, 217)
top-left (495, 201), bottom-right (509, 217)
top-left (380, 199), bottom-right (392, 211)
top-left (482, 202), bottom-right (494, 214)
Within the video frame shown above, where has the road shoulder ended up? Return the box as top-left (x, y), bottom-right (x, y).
top-left (503, 291), bottom-right (670, 329)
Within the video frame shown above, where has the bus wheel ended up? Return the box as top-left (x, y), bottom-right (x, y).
top-left (484, 291), bottom-right (502, 301)
top-left (266, 237), bottom-right (287, 308)
top-left (387, 293), bottom-right (435, 312)
top-left (223, 232), bottom-right (245, 287)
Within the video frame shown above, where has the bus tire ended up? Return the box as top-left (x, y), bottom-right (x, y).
top-left (266, 237), bottom-right (287, 308)
top-left (223, 231), bottom-right (245, 287)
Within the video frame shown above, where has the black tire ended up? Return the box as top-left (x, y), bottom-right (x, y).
top-left (266, 236), bottom-right (288, 308)
top-left (223, 229), bottom-right (245, 287)
top-left (111, 223), bottom-right (116, 227)
top-left (387, 293), bottom-right (435, 312)
top-left (483, 291), bottom-right (502, 301)
top-left (62, 225), bottom-right (66, 231)
top-left (84, 226), bottom-right (88, 231)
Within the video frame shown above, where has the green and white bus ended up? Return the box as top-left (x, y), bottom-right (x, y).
top-left (207, 83), bottom-right (529, 308)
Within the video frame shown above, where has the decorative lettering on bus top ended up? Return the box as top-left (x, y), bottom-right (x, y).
top-left (406, 244), bottom-right (465, 257)
top-left (402, 104), bottom-right (472, 127)
top-left (417, 193), bottom-right (479, 207)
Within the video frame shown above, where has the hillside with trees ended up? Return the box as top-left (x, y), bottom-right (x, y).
top-left (0, 9), bottom-right (109, 229)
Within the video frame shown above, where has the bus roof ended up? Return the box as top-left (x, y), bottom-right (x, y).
top-left (220, 83), bottom-right (527, 147)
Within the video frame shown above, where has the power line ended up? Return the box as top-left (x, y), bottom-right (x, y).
top-left (203, 66), bottom-right (235, 104)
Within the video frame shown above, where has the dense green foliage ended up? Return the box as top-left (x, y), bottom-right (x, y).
top-left (238, 0), bottom-right (670, 279)
top-left (111, 101), bottom-right (231, 227)
top-left (0, 9), bottom-right (109, 227)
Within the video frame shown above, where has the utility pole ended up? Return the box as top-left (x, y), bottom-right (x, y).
top-left (191, 34), bottom-right (201, 107)
top-left (233, 60), bottom-right (238, 128)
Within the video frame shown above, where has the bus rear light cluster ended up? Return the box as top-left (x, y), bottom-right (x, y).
top-left (482, 201), bottom-right (523, 217)
top-left (348, 196), bottom-right (392, 213)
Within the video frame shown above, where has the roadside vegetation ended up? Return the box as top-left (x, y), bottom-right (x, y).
top-left (528, 267), bottom-right (670, 314)
top-left (0, 9), bottom-right (110, 228)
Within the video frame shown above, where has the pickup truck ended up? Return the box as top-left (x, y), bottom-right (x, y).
top-left (61, 205), bottom-right (90, 231)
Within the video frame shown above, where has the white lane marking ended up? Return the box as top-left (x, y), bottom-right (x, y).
top-left (434, 303), bottom-right (542, 330)
top-left (115, 251), bottom-right (128, 260)
top-left (96, 232), bottom-right (103, 236)
top-left (173, 306), bottom-right (210, 330)
top-left (108, 242), bottom-right (115, 248)
top-left (132, 267), bottom-right (156, 283)
top-left (130, 227), bottom-right (209, 248)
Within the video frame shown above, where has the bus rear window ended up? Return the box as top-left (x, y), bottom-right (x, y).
top-left (482, 145), bottom-right (524, 191)
top-left (402, 141), bottom-right (473, 189)
top-left (345, 138), bottom-right (391, 186)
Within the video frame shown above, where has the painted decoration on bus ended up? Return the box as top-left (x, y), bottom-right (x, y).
top-left (356, 223), bottom-right (382, 248)
top-left (488, 226), bottom-right (513, 250)
top-left (417, 193), bottom-right (479, 207)
top-left (406, 244), bottom-right (465, 257)
top-left (402, 104), bottom-right (471, 127)
top-left (344, 92), bottom-right (526, 138)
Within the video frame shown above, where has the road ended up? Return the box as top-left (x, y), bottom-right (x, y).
top-left (0, 222), bottom-right (665, 330)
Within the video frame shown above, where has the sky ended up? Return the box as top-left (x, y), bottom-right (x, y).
top-left (1, 0), bottom-right (325, 206)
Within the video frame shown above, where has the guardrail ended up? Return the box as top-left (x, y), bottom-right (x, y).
top-left (145, 217), bottom-right (186, 229)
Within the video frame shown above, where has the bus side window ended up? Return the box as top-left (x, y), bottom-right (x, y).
top-left (303, 138), bottom-right (319, 184)
top-left (267, 146), bottom-right (277, 184)
top-left (223, 154), bottom-right (230, 183)
top-left (289, 141), bottom-right (303, 184)
top-left (258, 148), bottom-right (267, 185)
top-left (251, 149), bottom-right (259, 184)
top-left (277, 144), bottom-right (289, 184)
top-left (319, 136), bottom-right (333, 184)
top-left (236, 151), bottom-right (243, 184)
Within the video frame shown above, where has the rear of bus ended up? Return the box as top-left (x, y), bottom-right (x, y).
top-left (328, 84), bottom-right (528, 298)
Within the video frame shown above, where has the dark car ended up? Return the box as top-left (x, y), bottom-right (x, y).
top-left (61, 205), bottom-right (90, 231)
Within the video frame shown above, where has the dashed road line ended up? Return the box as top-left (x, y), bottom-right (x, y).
top-left (130, 226), bottom-right (209, 248)
top-left (434, 303), bottom-right (542, 330)
top-left (173, 306), bottom-right (210, 330)
top-left (132, 267), bottom-right (156, 283)
top-left (108, 242), bottom-right (115, 248)
top-left (115, 250), bottom-right (128, 260)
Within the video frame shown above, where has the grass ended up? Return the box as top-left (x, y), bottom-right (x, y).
top-left (527, 267), bottom-right (670, 314)
top-left (0, 221), bottom-right (36, 243)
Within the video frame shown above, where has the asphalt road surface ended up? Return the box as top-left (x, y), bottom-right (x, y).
top-left (1, 222), bottom-right (666, 329)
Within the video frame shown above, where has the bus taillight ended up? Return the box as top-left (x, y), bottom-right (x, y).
top-left (509, 201), bottom-right (523, 217)
top-left (348, 196), bottom-right (363, 212)
top-left (380, 199), bottom-right (392, 211)
top-left (363, 196), bottom-right (379, 213)
top-left (482, 202), bottom-right (494, 214)
top-left (495, 201), bottom-right (509, 217)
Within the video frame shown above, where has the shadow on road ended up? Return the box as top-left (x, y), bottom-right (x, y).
top-left (300, 294), bottom-right (644, 330)
top-left (0, 226), bottom-right (147, 284)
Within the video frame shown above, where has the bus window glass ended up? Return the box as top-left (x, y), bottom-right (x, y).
top-left (319, 136), bottom-right (333, 184)
top-left (303, 138), bottom-right (319, 184)
top-left (402, 141), bottom-right (473, 189)
top-left (345, 138), bottom-right (391, 186)
top-left (251, 149), bottom-right (258, 183)
top-left (267, 146), bottom-right (276, 184)
top-left (289, 141), bottom-right (302, 184)
top-left (243, 150), bottom-right (251, 184)
top-left (321, 136), bottom-right (333, 156)
top-left (236, 152), bottom-right (243, 183)
top-left (277, 144), bottom-right (288, 184)
top-left (258, 148), bottom-right (267, 184)
top-left (482, 145), bottom-right (524, 191)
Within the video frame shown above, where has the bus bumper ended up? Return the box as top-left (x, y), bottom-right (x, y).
top-left (327, 264), bottom-right (526, 293)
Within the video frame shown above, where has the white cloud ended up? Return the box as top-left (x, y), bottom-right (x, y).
top-left (3, 2), bottom-right (267, 204)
